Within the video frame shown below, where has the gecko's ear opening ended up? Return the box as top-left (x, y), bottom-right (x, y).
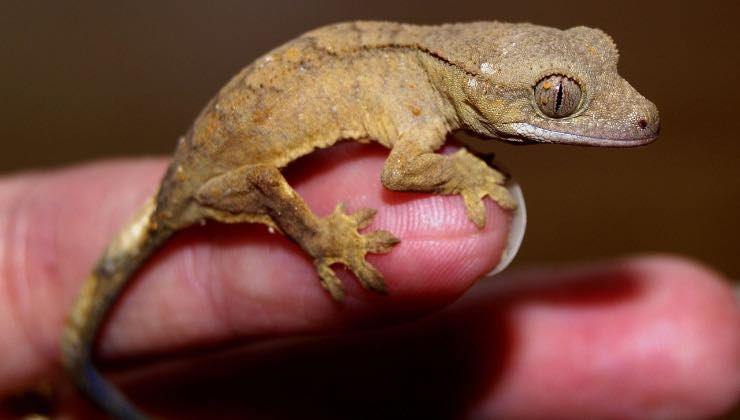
top-left (565, 26), bottom-right (620, 64)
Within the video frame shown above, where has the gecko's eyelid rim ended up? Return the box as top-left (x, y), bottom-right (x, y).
top-left (533, 74), bottom-right (583, 119)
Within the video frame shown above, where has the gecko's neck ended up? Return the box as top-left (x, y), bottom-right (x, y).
top-left (414, 51), bottom-right (494, 137)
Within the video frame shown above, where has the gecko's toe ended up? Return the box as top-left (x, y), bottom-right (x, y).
top-left (462, 190), bottom-right (487, 229)
top-left (315, 260), bottom-right (345, 302)
top-left (365, 230), bottom-right (400, 253)
top-left (350, 207), bottom-right (378, 230)
top-left (350, 260), bottom-right (387, 294)
top-left (490, 184), bottom-right (518, 210)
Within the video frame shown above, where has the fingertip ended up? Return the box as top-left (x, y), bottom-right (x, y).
top-left (467, 255), bottom-right (740, 419)
top-left (287, 142), bottom-right (514, 300)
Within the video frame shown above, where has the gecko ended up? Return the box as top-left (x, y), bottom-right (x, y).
top-left (61, 21), bottom-right (659, 419)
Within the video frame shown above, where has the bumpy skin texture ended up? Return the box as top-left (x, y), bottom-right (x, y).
top-left (61, 21), bottom-right (659, 419)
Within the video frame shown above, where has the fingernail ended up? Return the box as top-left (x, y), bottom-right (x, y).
top-left (486, 165), bottom-right (526, 277)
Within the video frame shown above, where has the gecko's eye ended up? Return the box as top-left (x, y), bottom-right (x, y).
top-left (534, 75), bottom-right (582, 118)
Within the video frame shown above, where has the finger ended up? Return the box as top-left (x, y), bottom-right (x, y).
top-left (0, 142), bottom-right (513, 391)
top-left (464, 256), bottom-right (740, 419)
top-left (103, 256), bottom-right (738, 419)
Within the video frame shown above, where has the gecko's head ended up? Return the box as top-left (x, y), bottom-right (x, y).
top-left (462, 24), bottom-right (659, 147)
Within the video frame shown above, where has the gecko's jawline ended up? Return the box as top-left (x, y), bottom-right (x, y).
top-left (506, 123), bottom-right (659, 148)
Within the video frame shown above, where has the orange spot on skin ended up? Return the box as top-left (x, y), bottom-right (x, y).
top-left (285, 47), bottom-right (300, 61)
top-left (409, 105), bottom-right (422, 116)
top-left (252, 109), bottom-right (271, 124)
top-left (542, 81), bottom-right (553, 90)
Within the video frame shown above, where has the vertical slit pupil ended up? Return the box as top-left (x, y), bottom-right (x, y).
top-left (554, 79), bottom-right (564, 114)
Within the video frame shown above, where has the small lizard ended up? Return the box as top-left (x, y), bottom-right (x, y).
top-left (61, 21), bottom-right (659, 419)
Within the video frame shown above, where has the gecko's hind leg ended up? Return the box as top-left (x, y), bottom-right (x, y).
top-left (194, 164), bottom-right (399, 301)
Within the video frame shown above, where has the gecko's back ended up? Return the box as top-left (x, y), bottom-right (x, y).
top-left (153, 21), bottom-right (473, 227)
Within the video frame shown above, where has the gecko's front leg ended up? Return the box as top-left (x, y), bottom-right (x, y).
top-left (195, 164), bottom-right (399, 301)
top-left (381, 138), bottom-right (517, 228)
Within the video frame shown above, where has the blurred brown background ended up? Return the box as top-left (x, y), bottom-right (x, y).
top-left (1, 1), bottom-right (738, 277)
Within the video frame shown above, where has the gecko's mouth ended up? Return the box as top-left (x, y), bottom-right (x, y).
top-left (504, 122), bottom-right (659, 148)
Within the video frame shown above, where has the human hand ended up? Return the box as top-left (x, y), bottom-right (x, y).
top-left (0, 143), bottom-right (737, 418)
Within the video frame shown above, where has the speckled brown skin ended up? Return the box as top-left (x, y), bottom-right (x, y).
top-left (61, 21), bottom-right (659, 419)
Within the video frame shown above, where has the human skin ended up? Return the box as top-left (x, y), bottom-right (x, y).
top-left (0, 142), bottom-right (738, 418)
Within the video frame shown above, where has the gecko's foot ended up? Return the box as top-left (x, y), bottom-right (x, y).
top-left (452, 149), bottom-right (517, 228)
top-left (312, 203), bottom-right (399, 301)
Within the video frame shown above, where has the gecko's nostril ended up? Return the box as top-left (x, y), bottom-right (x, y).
top-left (638, 118), bottom-right (648, 129)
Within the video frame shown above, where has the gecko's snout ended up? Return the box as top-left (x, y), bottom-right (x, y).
top-left (616, 92), bottom-right (659, 145)
top-left (635, 103), bottom-right (660, 142)
top-left (636, 116), bottom-right (659, 137)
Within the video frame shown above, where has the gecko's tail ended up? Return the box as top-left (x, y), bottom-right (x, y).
top-left (61, 197), bottom-right (173, 420)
